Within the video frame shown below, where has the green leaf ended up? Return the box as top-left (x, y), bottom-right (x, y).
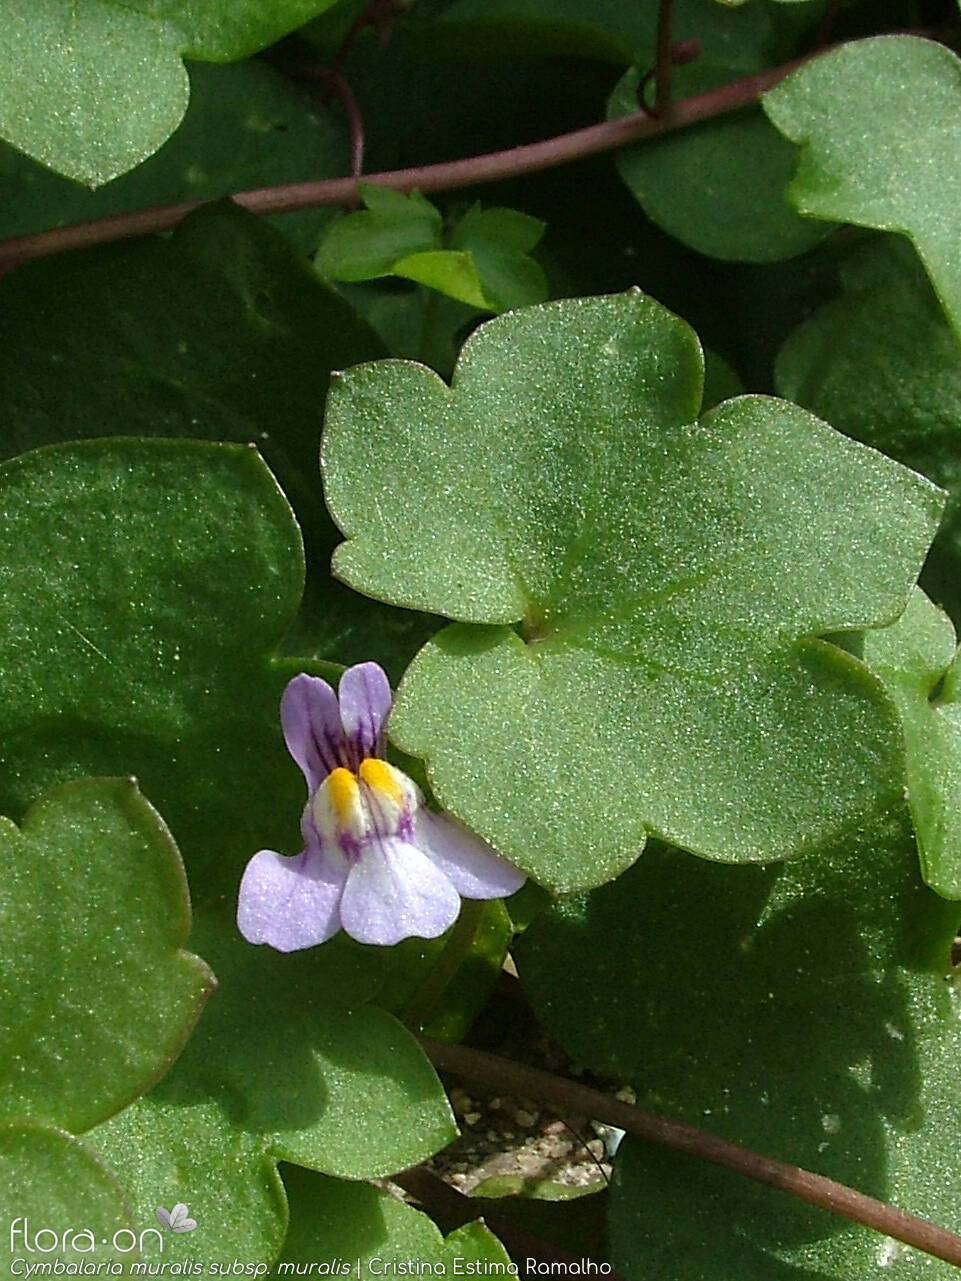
top-left (0, 1), bottom-right (341, 185)
top-left (322, 291), bottom-right (942, 890)
top-left (0, 202), bottom-right (434, 679)
top-left (450, 205), bottom-right (548, 311)
top-left (274, 1165), bottom-right (511, 1278)
top-left (0, 436), bottom-right (313, 901)
top-left (393, 249), bottom-right (492, 310)
top-left (0, 1123), bottom-right (139, 1271)
top-left (858, 589), bottom-right (961, 899)
top-left (775, 237), bottom-right (961, 622)
top-left (0, 1), bottom-right (189, 187)
top-left (317, 189), bottom-right (547, 314)
top-left (120, 0), bottom-right (344, 62)
top-left (0, 61), bottom-right (348, 253)
top-left (609, 65), bottom-right (831, 263)
top-left (317, 187), bottom-right (444, 281)
top-left (516, 809), bottom-right (961, 1278)
top-left (0, 779), bottom-right (212, 1133)
top-left (88, 904), bottom-right (457, 1268)
top-left (93, 1096), bottom-right (289, 1268)
top-left (763, 36), bottom-right (961, 343)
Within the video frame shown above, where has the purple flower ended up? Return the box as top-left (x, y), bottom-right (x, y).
top-left (237, 663), bottom-right (525, 950)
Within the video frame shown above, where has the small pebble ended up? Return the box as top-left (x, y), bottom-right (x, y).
top-left (514, 1109), bottom-right (538, 1127)
top-left (463, 1111), bottom-right (481, 1127)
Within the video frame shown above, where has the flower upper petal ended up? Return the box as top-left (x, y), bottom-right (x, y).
top-left (237, 845), bottom-right (348, 952)
top-left (339, 835), bottom-right (461, 945)
top-left (416, 809), bottom-right (526, 899)
top-left (338, 662), bottom-right (392, 767)
top-left (281, 673), bottom-right (345, 790)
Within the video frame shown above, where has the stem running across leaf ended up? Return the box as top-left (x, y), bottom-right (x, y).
top-left (0, 54), bottom-right (813, 272)
top-left (421, 1038), bottom-right (961, 1270)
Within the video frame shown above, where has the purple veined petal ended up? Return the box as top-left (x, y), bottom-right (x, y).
top-left (281, 674), bottom-right (345, 790)
top-left (339, 835), bottom-right (461, 946)
top-left (237, 845), bottom-right (348, 952)
top-left (338, 662), bottom-right (392, 767)
top-left (416, 809), bottom-right (526, 899)
top-left (170, 1205), bottom-right (189, 1226)
top-left (155, 1209), bottom-right (172, 1230)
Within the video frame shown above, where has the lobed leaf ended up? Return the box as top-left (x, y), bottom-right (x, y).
top-left (0, 779), bottom-right (213, 1133)
top-left (89, 903), bottom-right (457, 1269)
top-left (0, 436), bottom-right (312, 901)
top-left (322, 291), bottom-right (943, 890)
top-left (0, 61), bottom-right (348, 253)
top-left (764, 36), bottom-right (961, 344)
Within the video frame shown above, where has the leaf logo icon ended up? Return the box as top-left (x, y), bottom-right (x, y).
top-left (155, 1204), bottom-right (197, 1233)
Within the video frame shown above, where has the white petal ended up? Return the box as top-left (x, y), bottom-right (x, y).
top-left (340, 837), bottom-right (461, 945)
top-left (237, 847), bottom-right (347, 952)
top-left (416, 810), bottom-right (526, 899)
top-left (155, 1209), bottom-right (172, 1230)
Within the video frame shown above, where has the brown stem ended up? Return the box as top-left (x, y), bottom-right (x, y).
top-left (654, 0), bottom-right (675, 116)
top-left (0, 55), bottom-right (809, 274)
top-left (319, 68), bottom-right (365, 179)
top-left (421, 1037), bottom-right (961, 1270)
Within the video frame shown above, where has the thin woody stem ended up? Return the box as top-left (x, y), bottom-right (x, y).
top-left (421, 1037), bottom-right (961, 1270)
top-left (654, 0), bottom-right (675, 116)
top-left (0, 54), bottom-right (809, 273)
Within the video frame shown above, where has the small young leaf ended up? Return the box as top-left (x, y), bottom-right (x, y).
top-left (317, 188), bottom-right (547, 313)
top-left (316, 187), bottom-right (444, 282)
top-left (392, 249), bottom-right (493, 310)
top-left (322, 291), bottom-right (942, 890)
top-left (450, 204), bottom-right (548, 310)
top-left (0, 779), bottom-right (213, 1133)
top-left (764, 36), bottom-right (961, 343)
